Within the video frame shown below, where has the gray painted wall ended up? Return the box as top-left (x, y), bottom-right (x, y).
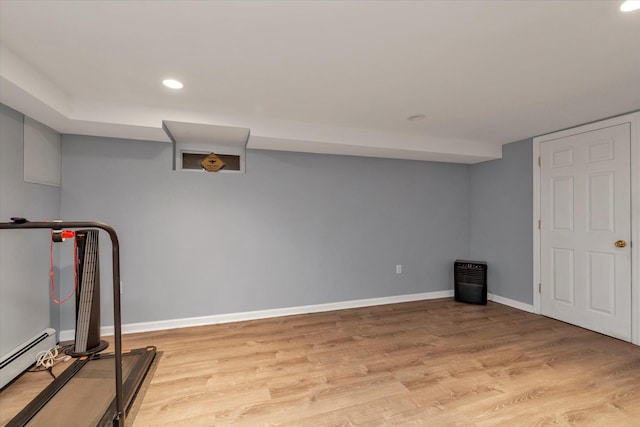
top-left (469, 139), bottom-right (533, 304)
top-left (0, 104), bottom-right (61, 356)
top-left (59, 135), bottom-right (471, 328)
top-left (1, 103), bottom-right (538, 337)
top-left (3, 102), bottom-right (637, 387)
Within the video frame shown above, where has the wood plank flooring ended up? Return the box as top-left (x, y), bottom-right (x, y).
top-left (2, 298), bottom-right (640, 426)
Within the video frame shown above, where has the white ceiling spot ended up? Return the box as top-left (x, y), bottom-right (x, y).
top-left (620, 1), bottom-right (640, 12)
top-left (0, 1), bottom-right (639, 164)
top-left (162, 79), bottom-right (183, 90)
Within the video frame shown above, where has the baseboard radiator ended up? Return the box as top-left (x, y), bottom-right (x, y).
top-left (0, 328), bottom-right (56, 389)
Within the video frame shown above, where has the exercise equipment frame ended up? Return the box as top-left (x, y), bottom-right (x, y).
top-left (0, 221), bottom-right (127, 427)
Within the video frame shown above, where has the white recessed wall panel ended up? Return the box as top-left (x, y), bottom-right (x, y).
top-left (552, 248), bottom-right (574, 305)
top-left (552, 148), bottom-right (574, 168)
top-left (23, 117), bottom-right (61, 186)
top-left (587, 172), bottom-right (614, 232)
top-left (587, 139), bottom-right (614, 163)
top-left (551, 177), bottom-right (574, 231)
top-left (588, 251), bottom-right (615, 315)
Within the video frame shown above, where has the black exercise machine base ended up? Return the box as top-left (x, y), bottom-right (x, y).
top-left (7, 346), bottom-right (157, 427)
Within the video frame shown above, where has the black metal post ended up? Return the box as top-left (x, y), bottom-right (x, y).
top-left (0, 221), bottom-right (126, 426)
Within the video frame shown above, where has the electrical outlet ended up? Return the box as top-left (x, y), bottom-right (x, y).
top-left (396, 264), bottom-right (402, 274)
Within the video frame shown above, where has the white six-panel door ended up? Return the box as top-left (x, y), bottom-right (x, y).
top-left (540, 123), bottom-right (632, 341)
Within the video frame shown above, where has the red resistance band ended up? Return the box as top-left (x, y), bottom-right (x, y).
top-left (49, 230), bottom-right (78, 305)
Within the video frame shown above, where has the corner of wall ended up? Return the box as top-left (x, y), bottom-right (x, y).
top-left (1, 103), bottom-right (62, 354)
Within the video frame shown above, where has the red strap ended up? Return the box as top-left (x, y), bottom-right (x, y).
top-left (49, 230), bottom-right (78, 305)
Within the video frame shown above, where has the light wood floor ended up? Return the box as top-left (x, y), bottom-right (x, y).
top-left (2, 298), bottom-right (640, 426)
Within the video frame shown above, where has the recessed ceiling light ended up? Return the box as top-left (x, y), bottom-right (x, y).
top-left (620, 1), bottom-right (640, 12)
top-left (407, 114), bottom-right (426, 122)
top-left (162, 79), bottom-right (183, 89)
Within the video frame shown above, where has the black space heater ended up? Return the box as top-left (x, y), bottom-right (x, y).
top-left (454, 259), bottom-right (487, 305)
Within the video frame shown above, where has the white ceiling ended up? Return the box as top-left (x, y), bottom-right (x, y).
top-left (1, 0), bottom-right (639, 163)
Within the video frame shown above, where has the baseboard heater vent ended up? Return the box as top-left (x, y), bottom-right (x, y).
top-left (454, 260), bottom-right (487, 305)
top-left (0, 328), bottom-right (56, 389)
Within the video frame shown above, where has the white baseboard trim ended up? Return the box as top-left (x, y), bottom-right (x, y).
top-left (60, 290), bottom-right (455, 341)
top-left (490, 294), bottom-right (535, 313)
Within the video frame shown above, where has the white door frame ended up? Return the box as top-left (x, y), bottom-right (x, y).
top-left (533, 111), bottom-right (640, 345)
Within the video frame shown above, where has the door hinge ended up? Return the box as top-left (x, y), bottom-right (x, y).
top-left (538, 219), bottom-right (541, 230)
top-left (538, 156), bottom-right (541, 167)
top-left (538, 283), bottom-right (542, 294)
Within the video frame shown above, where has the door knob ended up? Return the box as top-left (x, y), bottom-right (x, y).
top-left (614, 240), bottom-right (627, 248)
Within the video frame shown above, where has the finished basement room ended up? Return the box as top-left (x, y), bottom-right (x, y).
top-left (1, 1), bottom-right (639, 426)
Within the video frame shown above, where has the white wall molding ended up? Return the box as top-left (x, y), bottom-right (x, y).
top-left (59, 291), bottom-right (553, 342)
top-left (532, 137), bottom-right (541, 315)
top-left (490, 294), bottom-right (535, 313)
top-left (60, 290), bottom-right (455, 341)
